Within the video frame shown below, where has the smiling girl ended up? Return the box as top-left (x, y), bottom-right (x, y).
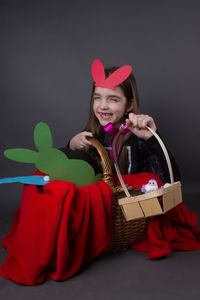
top-left (65, 62), bottom-right (180, 183)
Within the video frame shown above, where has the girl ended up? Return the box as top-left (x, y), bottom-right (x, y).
top-left (62, 61), bottom-right (180, 183)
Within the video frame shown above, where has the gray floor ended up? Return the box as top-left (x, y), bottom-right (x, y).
top-left (0, 191), bottom-right (200, 300)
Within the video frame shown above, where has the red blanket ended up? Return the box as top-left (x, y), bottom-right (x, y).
top-left (132, 204), bottom-right (200, 259)
top-left (0, 179), bottom-right (113, 285)
top-left (0, 172), bottom-right (200, 285)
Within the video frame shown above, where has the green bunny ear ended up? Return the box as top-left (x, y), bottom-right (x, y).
top-left (4, 148), bottom-right (37, 163)
top-left (34, 122), bottom-right (53, 151)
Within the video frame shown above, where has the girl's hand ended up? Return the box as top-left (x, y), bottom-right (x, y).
top-left (69, 131), bottom-right (93, 150)
top-left (125, 113), bottom-right (157, 140)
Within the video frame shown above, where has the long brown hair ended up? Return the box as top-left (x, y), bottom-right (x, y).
top-left (83, 66), bottom-right (140, 174)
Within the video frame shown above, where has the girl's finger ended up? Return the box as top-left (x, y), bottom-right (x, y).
top-left (82, 134), bottom-right (92, 145)
top-left (141, 116), bottom-right (151, 128)
top-left (137, 120), bottom-right (142, 128)
top-left (128, 113), bottom-right (138, 127)
top-left (138, 116), bottom-right (145, 128)
top-left (145, 116), bottom-right (157, 131)
top-left (83, 138), bottom-right (92, 145)
top-left (125, 118), bottom-right (132, 128)
top-left (82, 131), bottom-right (93, 137)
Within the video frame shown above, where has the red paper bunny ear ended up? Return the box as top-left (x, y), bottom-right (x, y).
top-left (92, 59), bottom-right (132, 90)
top-left (92, 59), bottom-right (105, 85)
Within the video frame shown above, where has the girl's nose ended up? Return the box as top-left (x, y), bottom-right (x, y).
top-left (99, 99), bottom-right (109, 110)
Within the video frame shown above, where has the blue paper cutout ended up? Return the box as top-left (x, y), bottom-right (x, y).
top-left (0, 175), bottom-right (50, 186)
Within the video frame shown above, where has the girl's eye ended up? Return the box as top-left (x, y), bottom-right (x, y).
top-left (94, 97), bottom-right (100, 101)
top-left (110, 98), bottom-right (118, 102)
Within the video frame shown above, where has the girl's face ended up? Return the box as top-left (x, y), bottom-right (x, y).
top-left (92, 86), bottom-right (128, 127)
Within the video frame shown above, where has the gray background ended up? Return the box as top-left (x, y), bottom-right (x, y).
top-left (0, 0), bottom-right (200, 298)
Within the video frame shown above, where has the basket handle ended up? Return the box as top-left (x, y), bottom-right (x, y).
top-left (111, 126), bottom-right (174, 197)
top-left (146, 126), bottom-right (174, 184)
top-left (88, 137), bottom-right (115, 188)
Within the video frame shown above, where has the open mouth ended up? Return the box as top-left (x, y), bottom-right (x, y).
top-left (98, 112), bottom-right (113, 120)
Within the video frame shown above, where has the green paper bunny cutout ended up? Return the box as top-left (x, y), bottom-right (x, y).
top-left (4, 122), bottom-right (102, 187)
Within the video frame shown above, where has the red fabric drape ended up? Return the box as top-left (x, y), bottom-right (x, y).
top-left (132, 204), bottom-right (200, 259)
top-left (0, 179), bottom-right (113, 285)
top-left (0, 172), bottom-right (200, 285)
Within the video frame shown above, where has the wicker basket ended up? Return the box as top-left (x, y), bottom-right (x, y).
top-left (89, 138), bottom-right (151, 252)
top-left (89, 132), bottom-right (182, 253)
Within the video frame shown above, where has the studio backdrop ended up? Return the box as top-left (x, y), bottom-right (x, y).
top-left (0, 0), bottom-right (200, 218)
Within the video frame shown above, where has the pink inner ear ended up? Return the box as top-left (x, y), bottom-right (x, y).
top-left (92, 59), bottom-right (132, 89)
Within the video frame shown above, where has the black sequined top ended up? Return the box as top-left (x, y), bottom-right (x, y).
top-left (103, 131), bottom-right (181, 183)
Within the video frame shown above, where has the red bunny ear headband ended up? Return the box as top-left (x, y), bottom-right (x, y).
top-left (92, 59), bottom-right (132, 90)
